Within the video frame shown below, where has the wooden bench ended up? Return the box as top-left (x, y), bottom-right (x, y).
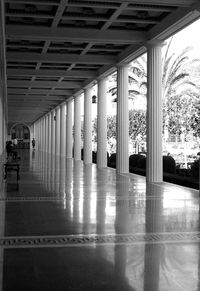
top-left (4, 161), bottom-right (20, 180)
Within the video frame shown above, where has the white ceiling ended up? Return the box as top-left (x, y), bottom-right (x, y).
top-left (4, 0), bottom-right (200, 125)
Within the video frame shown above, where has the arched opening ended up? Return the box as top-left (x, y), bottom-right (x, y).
top-left (10, 124), bottom-right (30, 149)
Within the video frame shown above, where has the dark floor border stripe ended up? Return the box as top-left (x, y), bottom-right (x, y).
top-left (0, 232), bottom-right (200, 248)
top-left (0, 196), bottom-right (196, 202)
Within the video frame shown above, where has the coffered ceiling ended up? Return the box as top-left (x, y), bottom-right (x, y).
top-left (4, 0), bottom-right (200, 124)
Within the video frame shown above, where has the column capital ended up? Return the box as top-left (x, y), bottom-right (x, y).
top-left (84, 81), bottom-right (97, 91)
top-left (146, 40), bottom-right (166, 49)
top-left (66, 96), bottom-right (74, 103)
top-left (97, 75), bottom-right (107, 82)
top-left (74, 94), bottom-right (82, 99)
top-left (116, 63), bottom-right (130, 69)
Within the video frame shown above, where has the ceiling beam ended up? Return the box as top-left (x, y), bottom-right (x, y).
top-left (6, 25), bottom-right (147, 44)
top-left (8, 95), bottom-right (66, 100)
top-left (51, 0), bottom-right (68, 28)
top-left (8, 101), bottom-right (59, 105)
top-left (4, 0), bottom-right (193, 7)
top-left (6, 52), bottom-right (116, 65)
top-left (7, 88), bottom-right (73, 95)
top-left (7, 69), bottom-right (97, 78)
top-left (149, 6), bottom-right (200, 40)
top-left (5, 0), bottom-right (59, 5)
top-left (9, 107), bottom-right (53, 111)
top-left (67, 1), bottom-right (175, 11)
top-left (7, 80), bottom-right (82, 88)
top-left (5, 12), bottom-right (159, 24)
top-left (83, 0), bottom-right (197, 6)
top-left (6, 12), bottom-right (54, 19)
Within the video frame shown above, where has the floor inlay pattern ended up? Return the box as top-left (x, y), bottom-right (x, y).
top-left (1, 232), bottom-right (200, 248)
top-left (0, 195), bottom-right (196, 202)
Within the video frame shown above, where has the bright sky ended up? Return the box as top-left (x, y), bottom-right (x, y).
top-left (166, 18), bottom-right (200, 57)
top-left (87, 18), bottom-right (200, 118)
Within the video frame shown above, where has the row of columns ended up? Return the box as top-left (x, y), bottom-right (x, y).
top-left (33, 42), bottom-right (163, 183)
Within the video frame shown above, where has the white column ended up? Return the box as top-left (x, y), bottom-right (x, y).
top-left (45, 114), bottom-right (48, 152)
top-left (40, 118), bottom-right (43, 151)
top-left (36, 121), bottom-right (39, 150)
top-left (66, 100), bottom-right (73, 158)
top-left (34, 122), bottom-right (36, 148)
top-left (60, 103), bottom-right (66, 156)
top-left (43, 116), bottom-right (46, 152)
top-left (33, 123), bottom-right (36, 139)
top-left (116, 64), bottom-right (129, 174)
top-left (146, 42), bottom-right (164, 183)
top-left (43, 117), bottom-right (46, 152)
top-left (84, 87), bottom-right (92, 164)
top-left (37, 120), bottom-right (39, 149)
top-left (39, 118), bottom-right (42, 150)
top-left (74, 95), bottom-right (81, 160)
top-left (0, 98), bottom-right (3, 155)
top-left (48, 113), bottom-right (51, 153)
top-left (51, 110), bottom-right (55, 155)
top-left (97, 78), bottom-right (107, 167)
top-left (55, 106), bottom-right (60, 155)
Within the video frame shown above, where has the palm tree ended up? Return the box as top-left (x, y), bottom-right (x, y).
top-left (162, 37), bottom-right (200, 138)
top-left (105, 38), bottom-right (200, 156)
top-left (107, 55), bottom-right (147, 108)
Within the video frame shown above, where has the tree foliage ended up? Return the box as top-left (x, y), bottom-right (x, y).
top-left (92, 37), bottom-right (200, 154)
top-left (92, 110), bottom-right (146, 154)
top-left (162, 38), bottom-right (200, 137)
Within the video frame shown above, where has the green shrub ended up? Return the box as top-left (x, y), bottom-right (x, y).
top-left (137, 155), bottom-right (146, 169)
top-left (163, 155), bottom-right (176, 174)
top-left (190, 159), bottom-right (199, 178)
top-left (129, 154), bottom-right (141, 167)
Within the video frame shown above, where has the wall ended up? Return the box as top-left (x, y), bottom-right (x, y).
top-left (0, 0), bottom-right (8, 189)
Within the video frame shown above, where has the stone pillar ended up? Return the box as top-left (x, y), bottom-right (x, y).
top-left (84, 87), bottom-right (92, 164)
top-left (51, 110), bottom-right (55, 155)
top-left (97, 78), bottom-right (107, 168)
top-left (0, 98), bottom-right (3, 154)
top-left (34, 121), bottom-right (37, 149)
top-left (42, 117), bottom-right (46, 152)
top-left (116, 64), bottom-right (129, 174)
top-left (66, 100), bottom-right (73, 158)
top-left (39, 118), bottom-right (42, 151)
top-left (41, 118), bottom-right (43, 151)
top-left (33, 123), bottom-right (36, 139)
top-left (45, 114), bottom-right (48, 152)
top-left (60, 103), bottom-right (66, 157)
top-left (36, 120), bottom-right (39, 150)
top-left (48, 113), bottom-right (51, 153)
top-left (146, 42), bottom-right (164, 183)
top-left (74, 95), bottom-right (81, 160)
top-left (55, 106), bottom-right (60, 155)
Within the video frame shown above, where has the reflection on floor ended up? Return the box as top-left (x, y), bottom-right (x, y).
top-left (0, 149), bottom-right (200, 291)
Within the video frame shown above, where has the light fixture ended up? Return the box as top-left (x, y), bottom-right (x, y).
top-left (92, 95), bottom-right (97, 104)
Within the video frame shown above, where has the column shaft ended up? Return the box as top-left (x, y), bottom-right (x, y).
top-left (84, 88), bottom-right (92, 164)
top-left (39, 119), bottom-right (42, 150)
top-left (55, 107), bottom-right (61, 155)
top-left (48, 113), bottom-right (51, 153)
top-left (45, 115), bottom-right (48, 152)
top-left (117, 65), bottom-right (129, 173)
top-left (66, 100), bottom-right (73, 158)
top-left (74, 95), bottom-right (81, 160)
top-left (97, 78), bottom-right (107, 167)
top-left (42, 117), bottom-right (46, 152)
top-left (51, 110), bottom-right (55, 155)
top-left (147, 43), bottom-right (163, 183)
top-left (60, 103), bottom-right (66, 156)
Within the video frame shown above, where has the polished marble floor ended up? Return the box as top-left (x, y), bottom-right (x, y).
top-left (0, 149), bottom-right (200, 290)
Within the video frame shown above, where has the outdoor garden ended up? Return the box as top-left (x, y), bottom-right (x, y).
top-left (91, 37), bottom-right (200, 189)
